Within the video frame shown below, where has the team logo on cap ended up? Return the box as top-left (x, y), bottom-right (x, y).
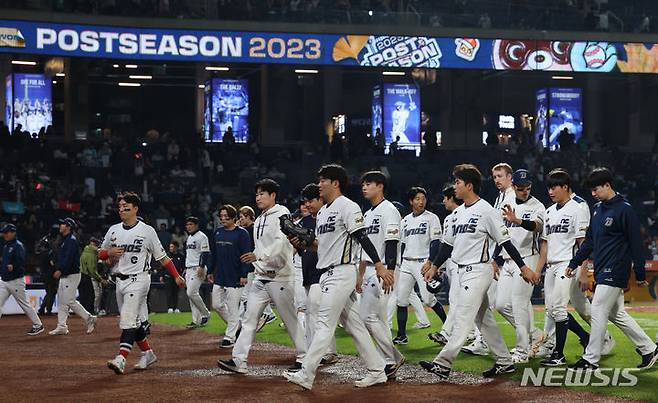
top-left (0, 28), bottom-right (26, 48)
top-left (454, 38), bottom-right (480, 61)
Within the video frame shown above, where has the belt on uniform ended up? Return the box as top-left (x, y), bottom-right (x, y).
top-left (457, 264), bottom-right (472, 269)
top-left (317, 266), bottom-right (334, 276)
top-left (115, 273), bottom-right (139, 281)
top-left (403, 257), bottom-right (426, 262)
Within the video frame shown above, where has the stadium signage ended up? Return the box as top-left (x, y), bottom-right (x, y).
top-left (2, 19), bottom-right (658, 73)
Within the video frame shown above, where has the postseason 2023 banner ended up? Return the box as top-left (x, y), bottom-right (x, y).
top-left (2, 20), bottom-right (658, 73)
top-left (7, 73), bottom-right (52, 135)
top-left (204, 78), bottom-right (249, 143)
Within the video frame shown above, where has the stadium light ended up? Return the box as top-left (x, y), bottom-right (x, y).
top-left (56, 73), bottom-right (65, 77)
top-left (112, 64), bottom-right (119, 68)
top-left (129, 75), bottom-right (153, 80)
top-left (52, 80), bottom-right (58, 84)
top-left (198, 84), bottom-right (205, 89)
top-left (295, 69), bottom-right (319, 74)
top-left (552, 75), bottom-right (574, 80)
top-left (125, 64), bottom-right (138, 69)
top-left (11, 60), bottom-right (37, 65)
top-left (205, 66), bottom-right (229, 71)
top-left (382, 71), bottom-right (405, 76)
top-left (118, 82), bottom-right (141, 87)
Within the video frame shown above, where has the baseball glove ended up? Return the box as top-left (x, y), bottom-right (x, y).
top-left (279, 214), bottom-right (315, 247)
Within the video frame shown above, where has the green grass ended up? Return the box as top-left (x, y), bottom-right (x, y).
top-left (151, 308), bottom-right (658, 401)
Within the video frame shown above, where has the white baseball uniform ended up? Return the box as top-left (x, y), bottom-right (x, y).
top-left (184, 230), bottom-right (211, 325)
top-left (438, 211), bottom-right (459, 338)
top-left (102, 221), bottom-right (166, 329)
top-left (432, 199), bottom-right (513, 369)
top-left (232, 203), bottom-right (306, 368)
top-left (298, 195), bottom-right (385, 385)
top-left (359, 199), bottom-right (404, 366)
top-left (494, 195), bottom-right (545, 358)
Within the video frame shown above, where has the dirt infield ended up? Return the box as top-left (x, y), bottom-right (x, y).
top-left (1, 315), bottom-right (630, 402)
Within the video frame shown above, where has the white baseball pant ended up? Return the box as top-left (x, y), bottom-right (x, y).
top-left (115, 273), bottom-right (150, 329)
top-left (440, 261), bottom-right (459, 337)
top-left (92, 278), bottom-right (102, 314)
top-left (495, 255), bottom-right (539, 357)
top-left (212, 285), bottom-right (242, 342)
top-left (299, 265), bottom-right (385, 384)
top-left (433, 263), bottom-right (512, 368)
top-left (397, 259), bottom-right (437, 307)
top-left (57, 273), bottom-right (92, 328)
top-left (240, 272), bottom-right (273, 320)
top-left (233, 279), bottom-right (306, 366)
top-left (386, 267), bottom-right (429, 327)
top-left (360, 266), bottom-right (404, 366)
top-left (294, 263), bottom-right (306, 312)
top-left (583, 284), bottom-right (655, 364)
top-left (185, 267), bottom-right (210, 324)
top-left (0, 277), bottom-right (42, 325)
top-left (544, 261), bottom-right (573, 323)
top-left (305, 283), bottom-right (337, 354)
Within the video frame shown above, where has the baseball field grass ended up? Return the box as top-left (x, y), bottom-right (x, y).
top-left (151, 307), bottom-right (658, 402)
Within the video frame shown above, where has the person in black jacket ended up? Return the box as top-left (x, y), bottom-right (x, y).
top-left (0, 224), bottom-right (44, 335)
top-left (49, 218), bottom-right (97, 336)
top-left (567, 168), bottom-right (658, 371)
top-left (161, 241), bottom-right (185, 313)
top-left (37, 227), bottom-right (60, 315)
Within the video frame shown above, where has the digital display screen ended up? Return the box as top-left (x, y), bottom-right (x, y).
top-left (11, 73), bottom-right (52, 136)
top-left (382, 83), bottom-right (420, 147)
top-left (534, 88), bottom-right (549, 147)
top-left (4, 75), bottom-right (11, 131)
top-left (371, 85), bottom-right (382, 137)
top-left (548, 87), bottom-right (583, 148)
top-left (205, 78), bottom-right (249, 143)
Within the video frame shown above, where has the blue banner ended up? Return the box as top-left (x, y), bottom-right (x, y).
top-left (382, 83), bottom-right (420, 147)
top-left (534, 88), bottom-right (548, 147)
top-left (10, 73), bottom-right (52, 135)
top-left (206, 78), bottom-right (249, 143)
top-left (2, 19), bottom-right (658, 73)
top-left (371, 85), bottom-right (382, 138)
top-left (4, 75), bottom-right (11, 130)
top-left (548, 87), bottom-right (583, 149)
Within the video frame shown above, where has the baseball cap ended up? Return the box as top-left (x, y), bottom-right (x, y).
top-left (0, 223), bottom-right (17, 233)
top-left (59, 217), bottom-right (77, 229)
top-left (89, 237), bottom-right (101, 245)
top-left (512, 169), bottom-right (533, 187)
top-left (185, 216), bottom-right (199, 224)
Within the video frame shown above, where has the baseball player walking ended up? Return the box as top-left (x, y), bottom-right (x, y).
top-left (49, 218), bottom-right (97, 336)
top-left (208, 205), bottom-right (251, 348)
top-left (532, 169), bottom-right (591, 366)
top-left (0, 224), bottom-right (44, 335)
top-left (493, 169), bottom-right (545, 363)
top-left (395, 186), bottom-right (446, 345)
top-left (183, 217), bottom-right (211, 329)
top-left (428, 185), bottom-right (463, 345)
top-left (283, 164), bottom-right (392, 390)
top-left (218, 179), bottom-right (306, 374)
top-left (358, 171), bottom-right (405, 379)
top-left (100, 192), bottom-right (185, 374)
top-left (419, 164), bottom-right (536, 379)
top-left (567, 168), bottom-right (658, 371)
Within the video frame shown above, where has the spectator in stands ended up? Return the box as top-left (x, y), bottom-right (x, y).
top-left (162, 241), bottom-right (185, 313)
top-left (223, 126), bottom-right (236, 145)
top-left (478, 13), bottom-right (491, 29)
top-left (157, 223), bottom-right (173, 250)
top-left (171, 225), bottom-right (187, 246)
top-left (389, 136), bottom-right (400, 156)
top-left (167, 139), bottom-right (180, 161)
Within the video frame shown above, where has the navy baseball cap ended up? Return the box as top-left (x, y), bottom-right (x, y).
top-left (0, 223), bottom-right (17, 233)
top-left (59, 217), bottom-right (77, 229)
top-left (512, 169), bottom-right (533, 186)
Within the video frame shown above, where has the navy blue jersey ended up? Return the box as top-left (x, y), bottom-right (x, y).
top-left (569, 194), bottom-right (645, 288)
top-left (58, 233), bottom-right (80, 276)
top-left (300, 215), bottom-right (321, 287)
top-left (210, 226), bottom-right (252, 287)
top-left (1, 239), bottom-right (26, 281)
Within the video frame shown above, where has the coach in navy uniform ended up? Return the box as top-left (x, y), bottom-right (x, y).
top-left (0, 224), bottom-right (44, 335)
top-left (567, 168), bottom-right (658, 371)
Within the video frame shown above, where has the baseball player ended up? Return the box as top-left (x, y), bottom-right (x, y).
top-left (49, 218), bottom-right (97, 336)
top-left (531, 169), bottom-right (591, 366)
top-left (492, 169), bottom-right (545, 363)
top-left (395, 186), bottom-right (446, 345)
top-left (283, 164), bottom-right (391, 390)
top-left (419, 164), bottom-right (536, 379)
top-left (100, 192), bottom-right (185, 374)
top-left (0, 224), bottom-right (44, 336)
top-left (292, 202), bottom-right (310, 324)
top-left (428, 185), bottom-right (463, 345)
top-left (357, 171), bottom-right (405, 379)
top-left (183, 216), bottom-right (211, 329)
top-left (298, 183), bottom-right (338, 364)
top-left (208, 204), bottom-right (251, 348)
top-left (461, 163), bottom-right (516, 356)
top-left (218, 179), bottom-right (306, 374)
top-left (567, 168), bottom-right (658, 371)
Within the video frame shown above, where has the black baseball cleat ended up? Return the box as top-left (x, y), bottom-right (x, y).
top-left (185, 322), bottom-right (198, 329)
top-left (385, 357), bottom-right (405, 380)
top-left (220, 339), bottom-right (234, 349)
top-left (428, 332), bottom-right (448, 345)
top-left (200, 317), bottom-right (209, 326)
top-left (392, 335), bottom-right (408, 345)
top-left (419, 361), bottom-right (450, 380)
top-left (637, 344), bottom-right (658, 370)
top-left (287, 361), bottom-right (303, 371)
top-left (568, 358), bottom-right (599, 371)
top-left (217, 358), bottom-right (247, 374)
top-left (541, 351), bottom-right (567, 367)
top-left (27, 324), bottom-right (44, 336)
top-left (483, 363), bottom-right (515, 378)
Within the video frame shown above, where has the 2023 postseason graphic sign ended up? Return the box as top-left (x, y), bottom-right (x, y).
top-left (2, 19), bottom-right (658, 73)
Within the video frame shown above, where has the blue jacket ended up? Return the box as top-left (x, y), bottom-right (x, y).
top-left (210, 226), bottom-right (252, 288)
top-left (58, 233), bottom-right (80, 276)
top-left (569, 194), bottom-right (645, 288)
top-left (299, 215), bottom-right (321, 287)
top-left (1, 239), bottom-right (26, 282)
